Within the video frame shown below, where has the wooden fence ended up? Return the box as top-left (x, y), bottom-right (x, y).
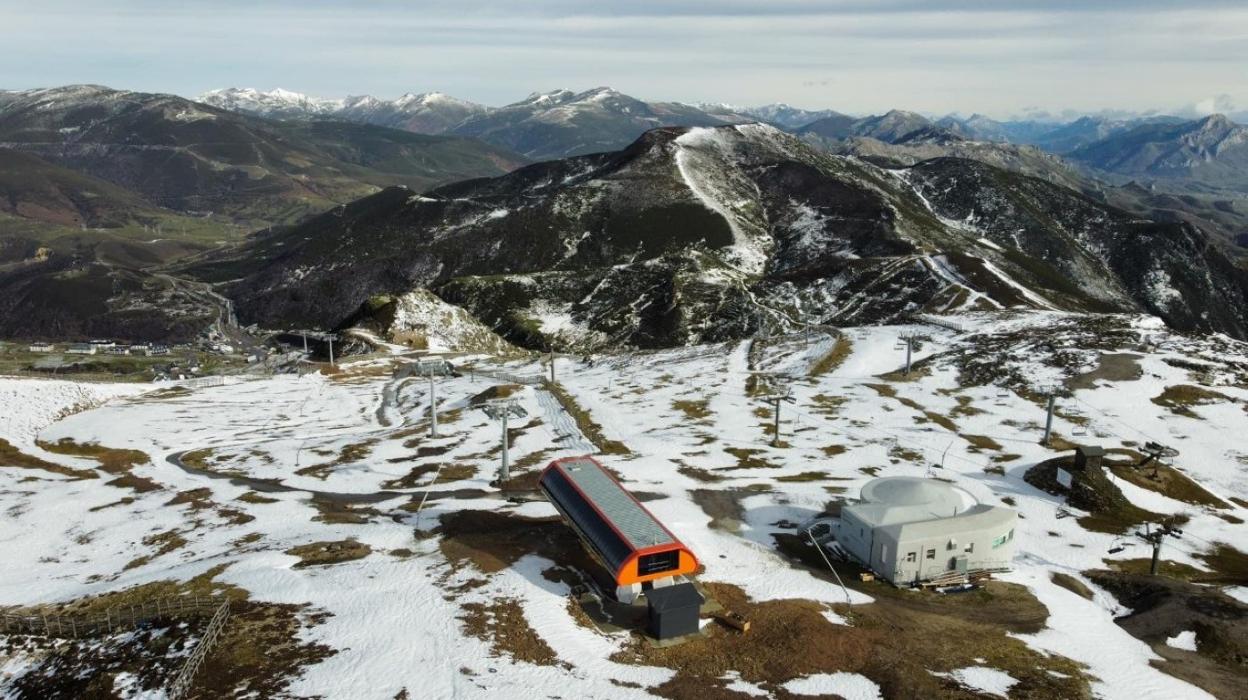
top-left (470, 367), bottom-right (543, 386)
top-left (167, 599), bottom-right (231, 699)
top-left (0, 594), bottom-right (220, 639)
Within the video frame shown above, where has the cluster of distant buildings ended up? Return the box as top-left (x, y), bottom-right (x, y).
top-left (28, 340), bottom-right (172, 356)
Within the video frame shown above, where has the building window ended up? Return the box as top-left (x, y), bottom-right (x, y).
top-left (906, 552), bottom-right (916, 563)
top-left (947, 539), bottom-right (957, 551)
top-left (964, 543), bottom-right (974, 553)
top-left (637, 550), bottom-right (680, 575)
top-left (992, 534), bottom-right (1008, 548)
top-left (925, 549), bottom-right (935, 560)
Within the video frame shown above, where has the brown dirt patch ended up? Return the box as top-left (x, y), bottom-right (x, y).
top-left (192, 601), bottom-right (336, 699)
top-left (616, 578), bottom-right (1086, 700)
top-left (436, 510), bottom-right (609, 587)
top-left (1085, 568), bottom-right (1248, 699)
top-left (1066, 353), bottom-right (1143, 391)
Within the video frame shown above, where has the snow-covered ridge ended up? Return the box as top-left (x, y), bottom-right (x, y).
top-left (197, 87), bottom-right (492, 132)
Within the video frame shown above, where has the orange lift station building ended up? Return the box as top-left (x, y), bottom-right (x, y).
top-left (539, 456), bottom-right (699, 603)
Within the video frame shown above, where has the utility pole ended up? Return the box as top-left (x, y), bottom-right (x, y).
top-left (428, 370), bottom-right (438, 438)
top-left (415, 359), bottom-right (450, 438)
top-left (1135, 522), bottom-right (1183, 575)
top-left (1138, 441), bottom-right (1179, 480)
top-left (1043, 393), bottom-right (1056, 446)
top-left (757, 376), bottom-right (794, 447)
top-left (328, 337), bottom-right (335, 368)
top-left (904, 335), bottom-right (913, 376)
top-left (481, 398), bottom-right (526, 484)
top-left (549, 347), bottom-right (556, 383)
top-left (302, 332), bottom-right (308, 355)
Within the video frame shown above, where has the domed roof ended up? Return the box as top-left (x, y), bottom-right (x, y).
top-left (859, 477), bottom-right (973, 513)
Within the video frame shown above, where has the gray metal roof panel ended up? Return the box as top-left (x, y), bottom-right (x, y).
top-left (557, 457), bottom-right (675, 550)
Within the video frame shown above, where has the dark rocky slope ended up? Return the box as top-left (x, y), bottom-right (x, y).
top-left (189, 125), bottom-right (1248, 348)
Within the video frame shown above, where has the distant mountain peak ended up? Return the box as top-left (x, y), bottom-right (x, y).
top-left (198, 87), bottom-right (489, 134)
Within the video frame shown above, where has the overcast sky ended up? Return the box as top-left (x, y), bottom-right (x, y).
top-left (2, 0), bottom-right (1245, 118)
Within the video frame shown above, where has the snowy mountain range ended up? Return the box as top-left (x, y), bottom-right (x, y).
top-left (199, 87), bottom-right (490, 134)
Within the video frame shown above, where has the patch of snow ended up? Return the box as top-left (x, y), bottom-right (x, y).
top-left (1225, 586), bottom-right (1248, 604)
top-left (931, 666), bottom-right (1017, 698)
top-left (784, 672), bottom-right (882, 698)
top-left (1165, 630), bottom-right (1198, 651)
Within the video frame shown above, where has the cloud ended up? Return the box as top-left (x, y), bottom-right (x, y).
top-left (0, 1), bottom-right (1245, 118)
top-left (1189, 94), bottom-right (1237, 116)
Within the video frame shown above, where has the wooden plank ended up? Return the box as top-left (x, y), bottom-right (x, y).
top-left (714, 611), bottom-right (751, 633)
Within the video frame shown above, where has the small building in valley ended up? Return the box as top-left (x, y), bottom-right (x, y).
top-left (28, 343), bottom-right (54, 353)
top-left (66, 343), bottom-right (97, 355)
top-left (837, 477), bottom-right (1016, 586)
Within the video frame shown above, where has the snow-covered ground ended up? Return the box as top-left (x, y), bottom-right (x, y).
top-left (2, 310), bottom-right (1246, 699)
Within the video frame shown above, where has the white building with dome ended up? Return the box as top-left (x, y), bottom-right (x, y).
top-left (836, 477), bottom-right (1017, 586)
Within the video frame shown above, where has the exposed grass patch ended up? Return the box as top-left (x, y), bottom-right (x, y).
top-left (296, 438), bottom-right (378, 480)
top-left (950, 395), bottom-right (985, 418)
top-left (672, 399), bottom-right (711, 420)
top-left (820, 444), bottom-right (847, 457)
top-left (918, 410), bottom-right (958, 432)
top-left (889, 445), bottom-right (925, 464)
top-left (810, 393), bottom-right (848, 416)
top-left (123, 530), bottom-right (188, 571)
top-left (877, 363), bottom-right (932, 383)
top-left (35, 438), bottom-right (148, 474)
top-left (616, 578), bottom-right (1088, 700)
top-left (1051, 572), bottom-right (1094, 600)
top-left (676, 461), bottom-right (726, 483)
top-left (723, 447), bottom-right (778, 470)
top-left (459, 598), bottom-right (562, 667)
top-left (381, 463), bottom-right (477, 489)
top-left (864, 383), bottom-right (897, 398)
top-left (285, 540), bottom-right (372, 568)
top-left (776, 471), bottom-right (830, 483)
top-left (1150, 385), bottom-right (1232, 418)
top-left (962, 434), bottom-right (1003, 452)
top-left (106, 472), bottom-right (162, 493)
top-left (0, 437), bottom-right (98, 479)
top-left (468, 383), bottom-right (522, 405)
top-left (1106, 456), bottom-right (1228, 509)
top-left (237, 491), bottom-right (279, 504)
top-left (167, 487), bottom-right (213, 509)
top-left (809, 336), bottom-right (852, 376)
